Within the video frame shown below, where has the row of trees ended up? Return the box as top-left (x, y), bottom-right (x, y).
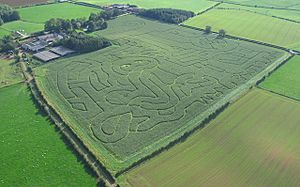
top-left (61, 33), bottom-right (111, 53)
top-left (0, 5), bottom-right (20, 25)
top-left (139, 8), bottom-right (195, 24)
top-left (44, 8), bottom-right (123, 33)
top-left (204, 26), bottom-right (226, 37)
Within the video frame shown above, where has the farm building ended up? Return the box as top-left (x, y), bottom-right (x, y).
top-left (33, 51), bottom-right (60, 62)
top-left (37, 33), bottom-right (63, 43)
top-left (50, 46), bottom-right (75, 56)
top-left (22, 40), bottom-right (48, 52)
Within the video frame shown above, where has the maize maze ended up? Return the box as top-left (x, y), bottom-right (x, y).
top-left (35, 15), bottom-right (285, 172)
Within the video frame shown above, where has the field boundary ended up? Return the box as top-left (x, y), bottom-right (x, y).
top-left (180, 24), bottom-right (300, 54)
top-left (20, 62), bottom-right (118, 187)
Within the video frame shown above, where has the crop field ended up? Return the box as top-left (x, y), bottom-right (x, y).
top-left (184, 7), bottom-right (300, 50)
top-left (0, 21), bottom-right (44, 36)
top-left (18, 2), bottom-right (101, 23)
top-left (260, 56), bottom-right (300, 100)
top-left (34, 15), bottom-right (287, 173)
top-left (0, 0), bottom-right (49, 7)
top-left (0, 59), bottom-right (23, 88)
top-left (0, 84), bottom-right (97, 186)
top-left (124, 89), bottom-right (300, 187)
top-left (211, 0), bottom-right (300, 10)
top-left (76, 0), bottom-right (217, 13)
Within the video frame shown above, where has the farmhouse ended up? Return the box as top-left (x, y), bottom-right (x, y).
top-left (50, 46), bottom-right (75, 56)
top-left (33, 51), bottom-right (60, 62)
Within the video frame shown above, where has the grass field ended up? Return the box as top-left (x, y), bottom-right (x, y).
top-left (0, 59), bottom-right (23, 88)
top-left (77, 0), bottom-right (217, 13)
top-left (0, 84), bottom-right (97, 186)
top-left (218, 3), bottom-right (300, 22)
top-left (124, 88), bottom-right (300, 187)
top-left (0, 28), bottom-right (11, 38)
top-left (184, 7), bottom-right (300, 50)
top-left (0, 21), bottom-right (44, 36)
top-left (18, 2), bottom-right (101, 23)
top-left (211, 0), bottom-right (300, 10)
top-left (260, 56), bottom-right (300, 100)
top-left (34, 15), bottom-right (286, 173)
top-left (0, 0), bottom-right (50, 7)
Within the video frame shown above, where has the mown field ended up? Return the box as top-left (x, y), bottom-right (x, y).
top-left (0, 84), bottom-right (97, 186)
top-left (218, 3), bottom-right (300, 22)
top-left (34, 15), bottom-right (287, 173)
top-left (0, 0), bottom-right (49, 7)
top-left (260, 56), bottom-right (300, 100)
top-left (211, 0), bottom-right (300, 10)
top-left (124, 89), bottom-right (300, 187)
top-left (185, 6), bottom-right (300, 50)
top-left (0, 2), bottom-right (100, 37)
top-left (76, 0), bottom-right (217, 13)
top-left (18, 2), bottom-right (101, 23)
top-left (0, 59), bottom-right (23, 88)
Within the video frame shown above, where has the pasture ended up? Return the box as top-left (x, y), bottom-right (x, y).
top-left (18, 2), bottom-right (101, 23)
top-left (76, 0), bottom-right (217, 13)
top-left (34, 15), bottom-right (286, 173)
top-left (218, 3), bottom-right (300, 22)
top-left (211, 0), bottom-right (300, 10)
top-left (260, 56), bottom-right (300, 100)
top-left (184, 7), bottom-right (300, 50)
top-left (0, 21), bottom-right (43, 36)
top-left (0, 84), bottom-right (97, 186)
top-left (0, 59), bottom-right (23, 88)
top-left (0, 0), bottom-right (49, 7)
top-left (124, 89), bottom-right (300, 187)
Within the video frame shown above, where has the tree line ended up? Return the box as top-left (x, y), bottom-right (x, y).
top-left (139, 8), bottom-right (195, 24)
top-left (61, 32), bottom-right (111, 53)
top-left (44, 8), bottom-right (123, 33)
top-left (0, 35), bottom-right (17, 53)
top-left (0, 4), bottom-right (20, 25)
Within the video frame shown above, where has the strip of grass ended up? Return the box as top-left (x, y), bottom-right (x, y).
top-left (260, 56), bottom-right (300, 100)
top-left (0, 59), bottom-right (23, 88)
top-left (124, 88), bottom-right (300, 187)
top-left (184, 7), bottom-right (300, 50)
top-left (77, 0), bottom-right (217, 13)
top-left (18, 2), bottom-right (102, 23)
top-left (0, 84), bottom-right (97, 186)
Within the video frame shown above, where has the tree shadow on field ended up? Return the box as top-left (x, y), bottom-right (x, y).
top-left (28, 87), bottom-right (103, 187)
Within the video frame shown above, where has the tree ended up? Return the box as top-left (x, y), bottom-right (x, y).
top-left (218, 29), bottom-right (226, 37)
top-left (204, 26), bottom-right (211, 34)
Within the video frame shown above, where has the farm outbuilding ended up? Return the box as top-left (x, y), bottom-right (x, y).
top-left (33, 51), bottom-right (60, 62)
top-left (50, 46), bottom-right (75, 56)
top-left (22, 40), bottom-right (48, 52)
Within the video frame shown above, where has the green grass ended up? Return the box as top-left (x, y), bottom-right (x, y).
top-left (18, 2), bottom-right (101, 23)
top-left (0, 84), bottom-right (97, 186)
top-left (218, 3), bottom-right (300, 22)
top-left (211, 0), bottom-right (300, 10)
top-left (34, 15), bottom-right (286, 173)
top-left (0, 28), bottom-right (11, 38)
top-left (1, 21), bottom-right (44, 35)
top-left (76, 0), bottom-right (217, 13)
top-left (124, 88), bottom-right (300, 187)
top-left (0, 59), bottom-right (23, 88)
top-left (184, 7), bottom-right (300, 50)
top-left (260, 56), bottom-right (300, 100)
